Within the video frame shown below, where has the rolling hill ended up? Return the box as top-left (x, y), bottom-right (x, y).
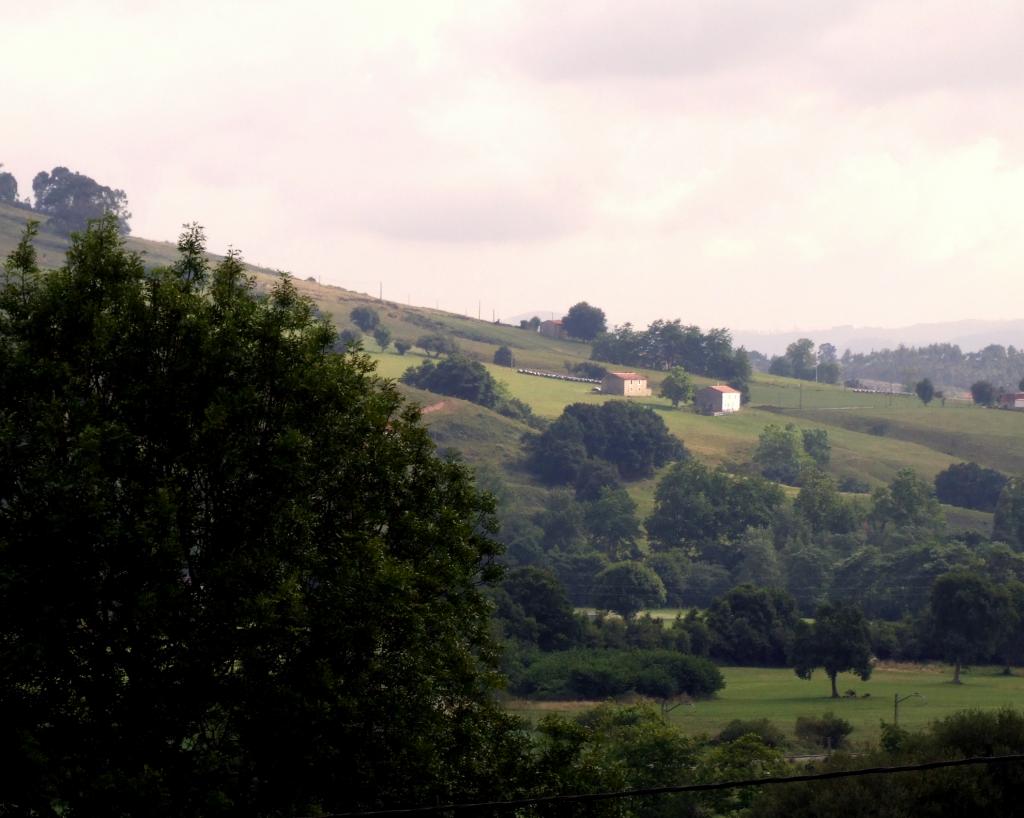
top-left (5, 200), bottom-right (1023, 539)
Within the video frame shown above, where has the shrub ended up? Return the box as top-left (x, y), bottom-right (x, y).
top-left (510, 649), bottom-right (723, 700)
top-left (494, 345), bottom-right (516, 367)
top-left (795, 712), bottom-right (853, 750)
top-left (717, 719), bottom-right (787, 748)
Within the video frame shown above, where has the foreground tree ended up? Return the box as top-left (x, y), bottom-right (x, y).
top-left (792, 603), bottom-right (873, 698)
top-left (32, 165), bottom-right (131, 234)
top-left (0, 218), bottom-right (527, 816)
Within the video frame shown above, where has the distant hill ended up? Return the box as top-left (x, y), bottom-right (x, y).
top-left (734, 320), bottom-right (1024, 357)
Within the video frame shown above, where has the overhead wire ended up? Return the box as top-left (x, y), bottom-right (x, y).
top-left (320, 753), bottom-right (1024, 818)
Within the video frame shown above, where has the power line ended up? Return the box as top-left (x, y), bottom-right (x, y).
top-left (322, 754), bottom-right (1024, 818)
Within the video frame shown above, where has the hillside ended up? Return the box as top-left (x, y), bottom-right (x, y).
top-left (5, 202), bottom-right (1024, 528)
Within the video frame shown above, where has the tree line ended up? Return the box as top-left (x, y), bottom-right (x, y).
top-left (0, 162), bottom-right (130, 234)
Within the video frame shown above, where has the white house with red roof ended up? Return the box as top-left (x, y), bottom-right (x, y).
top-left (601, 371), bottom-right (652, 397)
top-left (695, 384), bottom-right (741, 414)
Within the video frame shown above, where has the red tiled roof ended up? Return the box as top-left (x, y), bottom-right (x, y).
top-left (704, 384), bottom-right (740, 393)
top-left (608, 372), bottom-right (644, 380)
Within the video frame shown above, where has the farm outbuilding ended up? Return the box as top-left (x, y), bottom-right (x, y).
top-left (695, 384), bottom-right (741, 414)
top-left (999, 392), bottom-right (1024, 409)
top-left (601, 372), bottom-right (652, 397)
top-left (538, 319), bottom-right (568, 339)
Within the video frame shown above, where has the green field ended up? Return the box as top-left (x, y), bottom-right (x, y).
top-left (507, 664), bottom-right (1024, 749)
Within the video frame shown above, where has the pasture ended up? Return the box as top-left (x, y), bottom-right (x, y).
top-left (507, 664), bottom-right (1024, 749)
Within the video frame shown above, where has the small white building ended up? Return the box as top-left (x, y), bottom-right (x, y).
top-left (999, 392), bottom-right (1024, 410)
top-left (695, 384), bottom-right (741, 414)
top-left (601, 372), bottom-right (652, 397)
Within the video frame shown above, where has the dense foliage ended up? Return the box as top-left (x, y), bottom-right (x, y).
top-left (511, 649), bottom-right (724, 700)
top-left (527, 401), bottom-right (686, 483)
top-left (591, 319), bottom-right (751, 383)
top-left (401, 354), bottom-right (540, 426)
top-left (934, 461), bottom-right (1008, 512)
top-left (0, 218), bottom-right (527, 816)
top-left (839, 342), bottom-right (1024, 392)
top-left (32, 165), bottom-right (131, 234)
top-left (562, 301), bottom-right (607, 340)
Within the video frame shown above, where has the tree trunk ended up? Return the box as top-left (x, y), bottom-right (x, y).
top-left (830, 671), bottom-right (839, 698)
top-left (952, 658), bottom-right (962, 684)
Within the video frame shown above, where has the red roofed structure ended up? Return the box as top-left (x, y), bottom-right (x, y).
top-left (601, 371), bottom-right (652, 397)
top-left (695, 384), bottom-right (741, 414)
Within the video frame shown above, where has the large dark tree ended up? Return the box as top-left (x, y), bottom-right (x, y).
top-left (935, 461), bottom-right (1008, 513)
top-left (0, 218), bottom-right (527, 816)
top-left (32, 166), bottom-right (131, 234)
top-left (792, 603), bottom-right (873, 698)
top-left (971, 379), bottom-right (996, 406)
top-left (562, 301), bottom-right (607, 341)
top-left (929, 571), bottom-right (1011, 684)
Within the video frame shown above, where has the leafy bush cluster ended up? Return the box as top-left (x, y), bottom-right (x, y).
top-left (401, 355), bottom-right (541, 427)
top-left (510, 649), bottom-right (724, 700)
top-left (526, 401), bottom-right (686, 483)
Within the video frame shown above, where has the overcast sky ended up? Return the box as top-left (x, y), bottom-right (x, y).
top-left (4, 0), bottom-right (1024, 331)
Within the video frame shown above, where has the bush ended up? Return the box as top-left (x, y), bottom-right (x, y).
top-left (795, 712), bottom-right (853, 750)
top-left (350, 306), bottom-right (380, 332)
top-left (717, 718), bottom-right (787, 748)
top-left (494, 345), bottom-right (515, 367)
top-left (511, 649), bottom-right (723, 700)
top-left (394, 338), bottom-right (412, 355)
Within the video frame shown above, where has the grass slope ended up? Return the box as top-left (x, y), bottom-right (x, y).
top-left (8, 201), bottom-right (1022, 502)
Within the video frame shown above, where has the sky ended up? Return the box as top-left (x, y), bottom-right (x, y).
top-left (3, 0), bottom-right (1024, 332)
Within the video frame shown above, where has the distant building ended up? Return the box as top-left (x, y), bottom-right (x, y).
top-left (999, 392), bottom-right (1024, 410)
top-left (539, 319), bottom-right (567, 339)
top-left (695, 384), bottom-right (742, 414)
top-left (601, 372), bottom-right (652, 397)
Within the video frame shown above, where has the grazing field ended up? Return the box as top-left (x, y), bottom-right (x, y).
top-left (506, 664), bottom-right (1024, 748)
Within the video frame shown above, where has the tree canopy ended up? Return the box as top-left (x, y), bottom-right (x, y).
top-left (792, 602), bottom-right (873, 698)
top-left (0, 217), bottom-right (526, 815)
top-left (562, 301), bottom-right (607, 340)
top-left (659, 366), bottom-right (694, 407)
top-left (32, 165), bottom-right (131, 234)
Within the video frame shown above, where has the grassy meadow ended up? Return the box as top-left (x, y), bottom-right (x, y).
top-left (507, 663), bottom-right (1024, 749)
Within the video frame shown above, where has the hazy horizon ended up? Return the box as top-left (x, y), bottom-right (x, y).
top-left (5, 1), bottom-right (1024, 331)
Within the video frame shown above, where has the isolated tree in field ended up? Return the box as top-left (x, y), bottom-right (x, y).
top-left (372, 326), bottom-right (392, 351)
top-left (929, 571), bottom-right (1010, 684)
top-left (915, 378), bottom-right (935, 405)
top-left (592, 562), bottom-right (667, 619)
top-left (562, 301), bottom-right (607, 341)
top-left (0, 217), bottom-right (527, 815)
top-left (971, 379), bottom-right (996, 406)
top-left (494, 345), bottom-right (515, 367)
top-left (792, 603), bottom-right (873, 698)
top-left (659, 366), bottom-right (694, 407)
top-left (350, 305), bottom-right (380, 332)
top-left (32, 166), bottom-right (131, 234)
top-left (394, 338), bottom-right (412, 355)
top-left (417, 332), bottom-right (459, 357)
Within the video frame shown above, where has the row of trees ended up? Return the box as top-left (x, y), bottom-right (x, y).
top-left (841, 341), bottom-right (1024, 392)
top-left (767, 339), bottom-right (841, 384)
top-left (590, 319), bottom-right (752, 383)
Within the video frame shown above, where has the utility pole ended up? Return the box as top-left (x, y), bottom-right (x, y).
top-left (893, 692), bottom-right (921, 726)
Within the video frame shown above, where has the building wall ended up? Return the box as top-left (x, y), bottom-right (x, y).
top-left (721, 392), bottom-right (741, 412)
